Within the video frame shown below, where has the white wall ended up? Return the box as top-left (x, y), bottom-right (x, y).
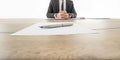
top-left (0, 0), bottom-right (120, 18)
top-left (0, 0), bottom-right (50, 18)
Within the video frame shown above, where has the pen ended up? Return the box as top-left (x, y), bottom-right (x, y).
top-left (40, 23), bottom-right (73, 29)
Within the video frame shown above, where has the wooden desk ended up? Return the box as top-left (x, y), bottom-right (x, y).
top-left (0, 19), bottom-right (120, 60)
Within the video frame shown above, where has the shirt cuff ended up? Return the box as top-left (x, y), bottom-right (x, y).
top-left (54, 13), bottom-right (57, 18)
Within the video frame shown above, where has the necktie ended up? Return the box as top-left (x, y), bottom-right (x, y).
top-left (61, 0), bottom-right (64, 11)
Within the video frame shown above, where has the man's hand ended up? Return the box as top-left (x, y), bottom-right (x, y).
top-left (56, 11), bottom-right (70, 19)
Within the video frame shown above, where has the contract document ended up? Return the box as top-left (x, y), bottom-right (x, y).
top-left (12, 22), bottom-right (97, 36)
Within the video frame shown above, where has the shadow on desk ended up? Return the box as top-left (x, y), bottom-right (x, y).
top-left (45, 17), bottom-right (111, 20)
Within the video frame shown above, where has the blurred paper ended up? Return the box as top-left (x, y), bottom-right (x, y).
top-left (11, 22), bottom-right (97, 36)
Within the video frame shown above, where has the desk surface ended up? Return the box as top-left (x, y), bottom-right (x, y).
top-left (0, 19), bottom-right (120, 60)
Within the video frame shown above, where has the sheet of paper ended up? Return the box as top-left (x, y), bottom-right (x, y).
top-left (11, 22), bottom-right (97, 36)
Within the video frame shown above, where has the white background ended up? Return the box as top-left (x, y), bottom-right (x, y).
top-left (0, 0), bottom-right (120, 18)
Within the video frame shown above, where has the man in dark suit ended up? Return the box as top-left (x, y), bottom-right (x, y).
top-left (46, 0), bottom-right (77, 19)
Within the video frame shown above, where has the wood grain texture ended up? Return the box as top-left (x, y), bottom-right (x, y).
top-left (0, 19), bottom-right (120, 60)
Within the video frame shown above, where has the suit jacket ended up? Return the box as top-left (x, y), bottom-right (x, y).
top-left (46, 0), bottom-right (77, 18)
